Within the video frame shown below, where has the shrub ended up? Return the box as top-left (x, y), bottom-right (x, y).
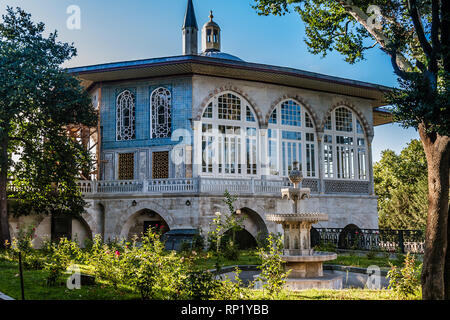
top-left (387, 253), bottom-right (422, 298)
top-left (182, 270), bottom-right (219, 300)
top-left (257, 233), bottom-right (289, 299)
top-left (314, 241), bottom-right (337, 253)
top-left (44, 238), bottom-right (82, 286)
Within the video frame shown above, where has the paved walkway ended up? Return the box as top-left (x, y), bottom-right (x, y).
top-left (0, 291), bottom-right (14, 300)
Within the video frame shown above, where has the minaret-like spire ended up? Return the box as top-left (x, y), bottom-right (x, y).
top-left (182, 0), bottom-right (198, 55)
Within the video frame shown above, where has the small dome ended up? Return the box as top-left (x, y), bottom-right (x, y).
top-left (200, 51), bottom-right (244, 62)
top-left (203, 20), bottom-right (220, 29)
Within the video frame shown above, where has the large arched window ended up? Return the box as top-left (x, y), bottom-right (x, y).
top-left (267, 99), bottom-right (317, 178)
top-left (201, 92), bottom-right (258, 177)
top-left (323, 106), bottom-right (368, 180)
top-left (151, 87), bottom-right (172, 139)
top-left (116, 90), bottom-right (136, 141)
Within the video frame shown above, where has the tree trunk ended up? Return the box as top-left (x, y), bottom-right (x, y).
top-left (446, 202), bottom-right (450, 299)
top-left (0, 137), bottom-right (11, 248)
top-left (419, 124), bottom-right (450, 300)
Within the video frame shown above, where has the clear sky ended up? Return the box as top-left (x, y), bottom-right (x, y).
top-left (1, 0), bottom-right (420, 162)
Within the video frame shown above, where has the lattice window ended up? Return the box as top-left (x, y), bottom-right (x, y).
top-left (200, 92), bottom-right (258, 177)
top-left (268, 100), bottom-right (317, 178)
top-left (118, 153), bottom-right (135, 180)
top-left (335, 107), bottom-right (353, 132)
top-left (152, 151), bottom-right (169, 179)
top-left (324, 106), bottom-right (368, 181)
top-left (151, 87), bottom-right (172, 138)
top-left (305, 113), bottom-right (313, 128)
top-left (281, 100), bottom-right (302, 126)
top-left (218, 93), bottom-right (241, 120)
top-left (116, 90), bottom-right (136, 141)
top-left (203, 103), bottom-right (213, 118)
top-left (246, 106), bottom-right (256, 122)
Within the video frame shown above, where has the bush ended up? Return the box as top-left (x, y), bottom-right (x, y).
top-left (257, 233), bottom-right (289, 299)
top-left (182, 270), bottom-right (219, 300)
top-left (314, 241), bottom-right (337, 253)
top-left (44, 238), bottom-right (82, 286)
top-left (387, 253), bottom-right (422, 298)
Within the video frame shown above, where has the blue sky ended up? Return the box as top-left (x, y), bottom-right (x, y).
top-left (1, 0), bottom-right (419, 162)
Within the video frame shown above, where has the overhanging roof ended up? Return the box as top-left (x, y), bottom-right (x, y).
top-left (67, 55), bottom-right (393, 125)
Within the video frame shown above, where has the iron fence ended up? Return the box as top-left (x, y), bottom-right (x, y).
top-left (312, 228), bottom-right (425, 254)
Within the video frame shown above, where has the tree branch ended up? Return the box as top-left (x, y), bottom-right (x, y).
top-left (407, 0), bottom-right (433, 59)
top-left (336, 0), bottom-right (414, 75)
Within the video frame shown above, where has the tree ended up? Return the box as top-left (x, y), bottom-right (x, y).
top-left (252, 0), bottom-right (449, 299)
top-left (0, 7), bottom-right (97, 247)
top-left (375, 139), bottom-right (429, 230)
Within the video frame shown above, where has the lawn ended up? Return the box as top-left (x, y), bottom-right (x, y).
top-left (0, 249), bottom-right (420, 300)
top-left (0, 258), bottom-right (139, 300)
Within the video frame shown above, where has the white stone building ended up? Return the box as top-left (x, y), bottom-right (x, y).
top-left (8, 0), bottom-right (392, 248)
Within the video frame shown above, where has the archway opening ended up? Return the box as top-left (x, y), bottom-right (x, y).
top-left (338, 224), bottom-right (363, 249)
top-left (127, 209), bottom-right (170, 240)
top-left (223, 228), bottom-right (258, 250)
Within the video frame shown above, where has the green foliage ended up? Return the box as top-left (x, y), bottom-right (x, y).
top-left (313, 240), bottom-right (337, 253)
top-left (207, 190), bottom-right (246, 261)
top-left (182, 270), bottom-right (219, 300)
top-left (387, 253), bottom-right (422, 298)
top-left (257, 233), bottom-right (289, 299)
top-left (0, 6), bottom-right (98, 236)
top-left (375, 139), bottom-right (429, 229)
top-left (43, 238), bottom-right (82, 286)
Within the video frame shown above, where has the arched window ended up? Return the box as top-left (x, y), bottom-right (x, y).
top-left (116, 90), bottom-right (135, 141)
top-left (267, 100), bottom-right (317, 178)
top-left (323, 106), bottom-right (368, 180)
top-left (151, 87), bottom-right (172, 139)
top-left (201, 92), bottom-right (258, 177)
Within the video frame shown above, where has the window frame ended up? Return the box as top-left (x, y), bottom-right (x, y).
top-left (200, 91), bottom-right (259, 178)
top-left (323, 106), bottom-right (368, 181)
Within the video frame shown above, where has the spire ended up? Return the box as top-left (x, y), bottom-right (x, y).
top-left (183, 0), bottom-right (198, 30)
top-left (182, 0), bottom-right (198, 55)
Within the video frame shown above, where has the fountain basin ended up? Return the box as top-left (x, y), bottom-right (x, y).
top-left (283, 252), bottom-right (337, 278)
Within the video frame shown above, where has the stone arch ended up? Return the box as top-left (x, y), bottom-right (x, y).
top-left (194, 85), bottom-right (264, 127)
top-left (235, 207), bottom-right (269, 245)
top-left (119, 201), bottom-right (174, 240)
top-left (72, 214), bottom-right (93, 246)
top-left (338, 223), bottom-right (363, 249)
top-left (265, 95), bottom-right (320, 129)
top-left (321, 100), bottom-right (373, 138)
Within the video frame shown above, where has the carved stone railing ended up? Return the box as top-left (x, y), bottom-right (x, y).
top-left (69, 178), bottom-right (370, 196)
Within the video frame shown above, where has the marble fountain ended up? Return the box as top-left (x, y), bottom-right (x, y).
top-left (264, 162), bottom-right (343, 290)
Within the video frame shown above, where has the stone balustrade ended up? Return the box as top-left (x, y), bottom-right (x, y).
top-left (6, 178), bottom-right (371, 197)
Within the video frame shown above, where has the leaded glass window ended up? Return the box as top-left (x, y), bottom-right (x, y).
top-left (151, 87), bottom-right (172, 139)
top-left (116, 90), bottom-right (136, 141)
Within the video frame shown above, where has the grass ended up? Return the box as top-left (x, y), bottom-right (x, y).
top-left (0, 249), bottom-right (421, 300)
top-left (0, 257), bottom-right (139, 300)
top-left (192, 250), bottom-right (261, 270)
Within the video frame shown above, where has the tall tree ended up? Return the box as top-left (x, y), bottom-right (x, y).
top-left (253, 0), bottom-right (449, 299)
top-left (375, 139), bottom-right (429, 230)
top-left (0, 7), bottom-right (97, 247)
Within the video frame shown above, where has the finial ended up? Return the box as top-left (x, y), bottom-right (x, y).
top-left (288, 161), bottom-right (303, 188)
top-left (209, 10), bottom-right (214, 21)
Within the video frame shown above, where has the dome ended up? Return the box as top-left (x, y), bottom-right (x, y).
top-left (200, 51), bottom-right (244, 62)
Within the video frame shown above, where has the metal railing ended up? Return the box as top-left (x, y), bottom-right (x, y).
top-left (313, 228), bottom-right (425, 254)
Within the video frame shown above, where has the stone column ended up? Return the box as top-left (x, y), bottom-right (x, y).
top-left (317, 131), bottom-right (325, 194)
top-left (192, 120), bottom-right (202, 178)
top-left (259, 126), bottom-right (269, 178)
top-left (367, 134), bottom-right (375, 195)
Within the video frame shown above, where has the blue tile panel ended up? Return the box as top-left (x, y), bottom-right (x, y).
top-left (100, 77), bottom-right (193, 150)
